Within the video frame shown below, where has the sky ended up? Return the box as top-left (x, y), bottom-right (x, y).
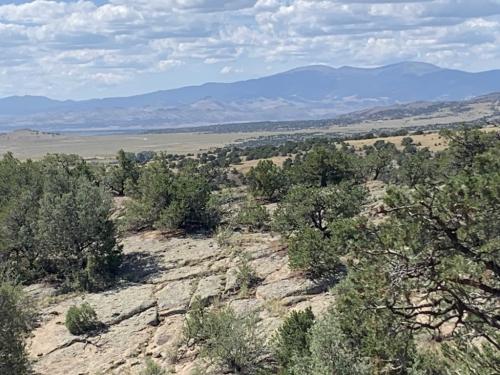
top-left (0, 0), bottom-right (500, 100)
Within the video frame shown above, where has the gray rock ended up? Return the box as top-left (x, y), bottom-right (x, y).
top-left (191, 275), bottom-right (225, 305)
top-left (156, 279), bottom-right (194, 316)
top-left (256, 278), bottom-right (326, 300)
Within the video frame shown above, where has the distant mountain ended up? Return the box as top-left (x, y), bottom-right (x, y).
top-left (1, 62), bottom-right (500, 133)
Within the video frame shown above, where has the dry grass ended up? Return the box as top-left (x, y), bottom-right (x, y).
top-left (347, 132), bottom-right (448, 151)
top-left (347, 126), bottom-right (499, 152)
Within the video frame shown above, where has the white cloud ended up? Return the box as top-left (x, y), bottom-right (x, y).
top-left (0, 0), bottom-right (499, 98)
top-left (220, 65), bottom-right (243, 74)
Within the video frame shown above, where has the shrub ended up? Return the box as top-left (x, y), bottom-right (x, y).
top-left (140, 358), bottom-right (166, 375)
top-left (247, 159), bottom-right (288, 201)
top-left (215, 225), bottom-right (233, 249)
top-left (0, 282), bottom-right (33, 375)
top-left (184, 301), bottom-right (272, 374)
top-left (273, 308), bottom-right (315, 374)
top-left (65, 303), bottom-right (101, 335)
top-left (235, 257), bottom-right (261, 295)
top-left (236, 196), bottom-right (270, 231)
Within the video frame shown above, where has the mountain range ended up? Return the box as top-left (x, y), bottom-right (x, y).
top-left (1, 61), bottom-right (500, 133)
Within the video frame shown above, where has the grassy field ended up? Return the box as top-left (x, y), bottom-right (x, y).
top-left (1, 121), bottom-right (497, 161)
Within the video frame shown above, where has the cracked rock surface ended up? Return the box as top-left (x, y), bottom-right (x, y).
top-left (28, 230), bottom-right (334, 374)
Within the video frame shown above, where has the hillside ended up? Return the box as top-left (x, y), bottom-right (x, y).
top-left (2, 62), bottom-right (500, 133)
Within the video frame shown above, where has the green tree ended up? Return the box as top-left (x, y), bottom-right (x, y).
top-left (363, 140), bottom-right (398, 180)
top-left (337, 132), bottom-right (500, 368)
top-left (0, 154), bottom-right (121, 291)
top-left (273, 183), bottom-right (366, 236)
top-left (122, 159), bottom-right (220, 232)
top-left (0, 282), bottom-right (33, 375)
top-left (273, 308), bottom-right (315, 374)
top-left (105, 149), bottom-right (139, 196)
top-left (247, 160), bottom-right (288, 202)
top-left (395, 147), bottom-right (436, 187)
top-left (289, 146), bottom-right (361, 187)
top-left (37, 178), bottom-right (121, 291)
top-left (273, 183), bottom-right (366, 279)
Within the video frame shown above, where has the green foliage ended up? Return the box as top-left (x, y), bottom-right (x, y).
top-left (121, 159), bottom-right (221, 232)
top-left (185, 300), bottom-right (272, 374)
top-left (236, 196), bottom-right (270, 231)
top-left (0, 154), bottom-right (121, 291)
top-left (273, 308), bottom-right (315, 374)
top-left (395, 147), bottom-right (436, 187)
top-left (235, 256), bottom-right (261, 295)
top-left (287, 227), bottom-right (340, 279)
top-left (104, 149), bottom-right (139, 196)
top-left (140, 358), bottom-right (167, 375)
top-left (0, 282), bottom-right (33, 375)
top-left (273, 183), bottom-right (366, 278)
top-left (363, 140), bottom-right (398, 180)
top-left (274, 183), bottom-right (366, 236)
top-left (247, 159), bottom-right (288, 202)
top-left (65, 302), bottom-right (101, 335)
top-left (288, 145), bottom-right (362, 187)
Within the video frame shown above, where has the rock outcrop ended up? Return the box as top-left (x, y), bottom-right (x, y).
top-left (28, 230), bottom-right (334, 374)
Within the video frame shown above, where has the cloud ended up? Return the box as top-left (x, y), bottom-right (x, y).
top-left (0, 0), bottom-right (499, 98)
top-left (220, 65), bottom-right (243, 74)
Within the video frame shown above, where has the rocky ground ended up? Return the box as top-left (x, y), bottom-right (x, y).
top-left (26, 181), bottom-right (385, 374)
top-left (26, 229), bottom-right (335, 375)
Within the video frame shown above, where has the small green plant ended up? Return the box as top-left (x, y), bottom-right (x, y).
top-left (65, 302), bottom-right (101, 335)
top-left (235, 257), bottom-right (261, 296)
top-left (215, 225), bottom-right (233, 248)
top-left (236, 196), bottom-right (270, 231)
top-left (140, 358), bottom-right (166, 375)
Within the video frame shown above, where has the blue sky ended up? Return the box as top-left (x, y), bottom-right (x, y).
top-left (1, 0), bottom-right (500, 99)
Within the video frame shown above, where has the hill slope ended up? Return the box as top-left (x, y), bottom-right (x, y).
top-left (2, 62), bottom-right (500, 133)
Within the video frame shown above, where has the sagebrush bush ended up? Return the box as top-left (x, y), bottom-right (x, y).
top-left (140, 358), bottom-right (166, 375)
top-left (184, 300), bottom-right (272, 374)
top-left (235, 257), bottom-right (261, 295)
top-left (65, 303), bottom-right (101, 335)
top-left (236, 196), bottom-right (270, 231)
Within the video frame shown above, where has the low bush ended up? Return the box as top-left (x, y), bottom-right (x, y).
top-left (65, 303), bottom-right (102, 335)
top-left (184, 300), bottom-right (272, 374)
top-left (235, 257), bottom-right (261, 295)
top-left (140, 358), bottom-right (166, 375)
top-left (236, 197), bottom-right (270, 231)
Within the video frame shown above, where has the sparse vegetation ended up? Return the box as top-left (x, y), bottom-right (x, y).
top-left (65, 303), bottom-right (102, 335)
top-left (185, 300), bottom-right (272, 374)
top-left (2, 125), bottom-right (498, 374)
top-left (140, 358), bottom-right (167, 375)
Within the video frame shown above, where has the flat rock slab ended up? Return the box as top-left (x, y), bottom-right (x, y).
top-left (161, 238), bottom-right (222, 265)
top-left (30, 284), bottom-right (156, 357)
top-left (229, 299), bottom-right (264, 315)
top-left (84, 284), bottom-right (156, 325)
top-left (256, 278), bottom-right (326, 301)
top-left (153, 263), bottom-right (209, 284)
top-left (33, 307), bottom-right (157, 375)
top-left (250, 253), bottom-right (287, 279)
top-left (191, 275), bottom-right (225, 305)
top-left (156, 279), bottom-right (194, 316)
